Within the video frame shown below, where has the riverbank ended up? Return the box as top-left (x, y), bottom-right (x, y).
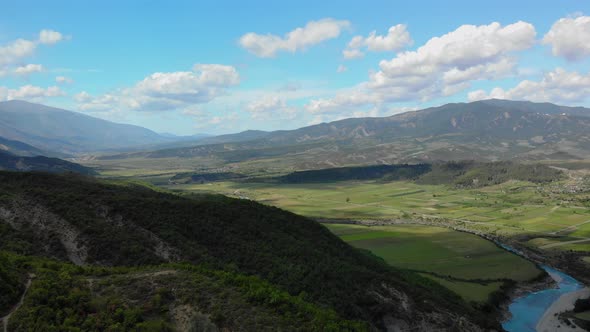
top-left (498, 273), bottom-right (556, 323)
top-left (317, 218), bottom-right (590, 331)
top-left (537, 287), bottom-right (590, 332)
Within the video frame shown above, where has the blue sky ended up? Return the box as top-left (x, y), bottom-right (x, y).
top-left (1, 0), bottom-right (590, 135)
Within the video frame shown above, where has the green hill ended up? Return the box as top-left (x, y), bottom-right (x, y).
top-left (0, 136), bottom-right (49, 157)
top-left (0, 151), bottom-right (96, 175)
top-left (0, 171), bottom-right (494, 330)
top-left (274, 161), bottom-right (562, 188)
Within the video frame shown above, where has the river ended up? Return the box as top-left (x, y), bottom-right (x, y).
top-left (499, 244), bottom-right (585, 331)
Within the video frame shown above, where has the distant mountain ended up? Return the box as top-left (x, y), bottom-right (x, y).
top-left (194, 130), bottom-right (270, 145)
top-left (0, 150), bottom-right (96, 175)
top-left (0, 136), bottom-right (47, 157)
top-left (157, 132), bottom-right (211, 140)
top-left (101, 100), bottom-right (590, 168)
top-left (0, 100), bottom-right (173, 154)
top-left (480, 99), bottom-right (590, 118)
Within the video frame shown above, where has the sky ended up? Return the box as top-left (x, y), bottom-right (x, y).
top-left (1, 0), bottom-right (590, 135)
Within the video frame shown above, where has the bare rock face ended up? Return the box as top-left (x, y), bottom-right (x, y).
top-left (95, 205), bottom-right (181, 262)
top-left (0, 199), bottom-right (88, 265)
top-left (0, 198), bottom-right (181, 266)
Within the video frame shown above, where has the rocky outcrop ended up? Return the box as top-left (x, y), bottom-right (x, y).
top-left (0, 199), bottom-right (88, 265)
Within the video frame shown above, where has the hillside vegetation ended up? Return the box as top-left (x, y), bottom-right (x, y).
top-left (2, 252), bottom-right (365, 331)
top-left (0, 171), bottom-right (494, 330)
top-left (277, 161), bottom-right (562, 188)
top-left (0, 151), bottom-right (96, 175)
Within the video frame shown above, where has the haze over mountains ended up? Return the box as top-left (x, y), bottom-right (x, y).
top-left (97, 99), bottom-right (590, 169)
top-left (1, 99), bottom-right (590, 167)
top-left (0, 100), bottom-right (174, 154)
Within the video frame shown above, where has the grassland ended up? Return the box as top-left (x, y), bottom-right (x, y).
top-left (576, 311), bottom-right (590, 321)
top-left (326, 224), bottom-right (539, 281)
top-left (164, 180), bottom-right (590, 251)
top-left (324, 223), bottom-right (541, 303)
top-left (84, 162), bottom-right (590, 308)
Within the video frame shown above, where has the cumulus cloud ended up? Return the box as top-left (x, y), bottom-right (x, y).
top-left (0, 29), bottom-right (65, 75)
top-left (366, 21), bottom-right (535, 103)
top-left (14, 64), bottom-right (44, 76)
top-left (245, 95), bottom-right (297, 119)
top-left (343, 24), bottom-right (412, 59)
top-left (542, 15), bottom-right (590, 61)
top-left (342, 48), bottom-right (364, 59)
top-left (75, 91), bottom-right (119, 112)
top-left (39, 30), bottom-right (64, 45)
top-left (55, 76), bottom-right (74, 84)
top-left (0, 85), bottom-right (64, 101)
top-left (468, 68), bottom-right (590, 104)
top-left (0, 39), bottom-right (36, 67)
top-left (305, 89), bottom-right (379, 114)
top-left (336, 64), bottom-right (348, 73)
top-left (76, 64), bottom-right (240, 112)
top-left (239, 18), bottom-right (350, 57)
top-left (308, 21), bottom-right (536, 115)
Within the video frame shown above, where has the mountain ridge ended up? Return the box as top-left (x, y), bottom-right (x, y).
top-left (96, 99), bottom-right (590, 169)
top-left (0, 100), bottom-right (174, 154)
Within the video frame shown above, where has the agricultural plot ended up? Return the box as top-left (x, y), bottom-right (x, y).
top-left (325, 224), bottom-right (541, 303)
top-left (168, 180), bottom-right (590, 249)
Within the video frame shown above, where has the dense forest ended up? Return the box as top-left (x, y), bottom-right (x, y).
top-left (0, 171), bottom-right (497, 330)
top-left (0, 151), bottom-right (96, 175)
top-left (276, 161), bottom-right (563, 188)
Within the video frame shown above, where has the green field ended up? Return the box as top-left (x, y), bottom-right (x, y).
top-left (325, 224), bottom-right (541, 302)
top-left (159, 177), bottom-right (590, 303)
top-left (576, 311), bottom-right (590, 321)
top-left (419, 274), bottom-right (504, 303)
top-left (165, 180), bottom-right (590, 245)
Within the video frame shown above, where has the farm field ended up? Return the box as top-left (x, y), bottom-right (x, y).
top-left (576, 311), bottom-right (590, 321)
top-left (165, 179), bottom-right (590, 251)
top-left (325, 223), bottom-right (541, 303)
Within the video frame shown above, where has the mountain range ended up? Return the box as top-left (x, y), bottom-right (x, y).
top-left (98, 99), bottom-right (590, 170)
top-left (0, 100), bottom-right (184, 154)
top-left (2, 99), bottom-right (590, 170)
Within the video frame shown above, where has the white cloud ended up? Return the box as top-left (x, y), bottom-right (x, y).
top-left (307, 21), bottom-right (536, 118)
top-left (343, 24), bottom-right (412, 60)
top-left (55, 76), bottom-right (74, 84)
top-left (39, 29), bottom-right (64, 45)
top-left (369, 21), bottom-right (535, 101)
top-left (76, 64), bottom-right (240, 112)
top-left (75, 91), bottom-right (118, 112)
top-left (0, 30), bottom-right (65, 74)
top-left (245, 95), bottom-right (297, 119)
top-left (336, 64), bottom-right (348, 73)
top-left (239, 18), bottom-right (350, 57)
top-left (210, 113), bottom-right (238, 124)
top-left (0, 39), bottom-right (36, 67)
top-left (308, 115), bottom-right (325, 125)
top-left (364, 25), bottom-right (413, 51)
top-left (542, 15), bottom-right (590, 61)
top-left (468, 68), bottom-right (590, 104)
top-left (74, 91), bottom-right (92, 102)
top-left (0, 85), bottom-right (64, 101)
top-left (305, 88), bottom-right (378, 114)
top-left (342, 48), bottom-right (364, 59)
top-left (14, 64), bottom-right (44, 76)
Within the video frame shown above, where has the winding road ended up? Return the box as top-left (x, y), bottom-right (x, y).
top-left (1, 274), bottom-right (34, 332)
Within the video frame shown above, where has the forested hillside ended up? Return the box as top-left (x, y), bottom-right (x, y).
top-left (0, 172), bottom-right (495, 331)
